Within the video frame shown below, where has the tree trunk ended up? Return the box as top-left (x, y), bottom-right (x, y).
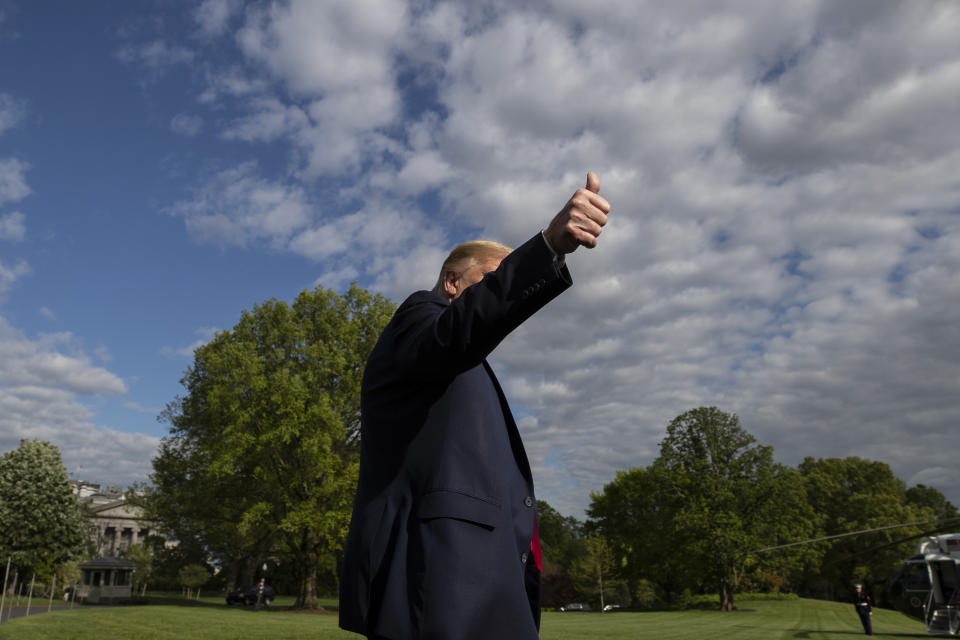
top-left (294, 550), bottom-right (320, 609)
top-left (598, 565), bottom-right (605, 612)
top-left (223, 561), bottom-right (238, 593)
top-left (719, 577), bottom-right (735, 612)
top-left (239, 554), bottom-right (261, 588)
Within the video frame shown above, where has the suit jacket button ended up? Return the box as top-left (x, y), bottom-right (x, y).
top-left (520, 552), bottom-right (529, 564)
top-left (524, 496), bottom-right (534, 507)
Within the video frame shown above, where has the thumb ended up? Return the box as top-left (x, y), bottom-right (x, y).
top-left (585, 172), bottom-right (600, 193)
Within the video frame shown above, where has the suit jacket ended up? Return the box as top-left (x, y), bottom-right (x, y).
top-left (340, 233), bottom-right (572, 640)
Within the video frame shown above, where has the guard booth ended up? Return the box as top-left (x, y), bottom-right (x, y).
top-left (76, 557), bottom-right (135, 603)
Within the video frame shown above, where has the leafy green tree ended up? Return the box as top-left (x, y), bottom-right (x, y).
top-left (905, 484), bottom-right (959, 523)
top-left (658, 407), bottom-right (814, 611)
top-left (0, 440), bottom-right (86, 577)
top-left (55, 559), bottom-right (81, 598)
top-left (141, 535), bottom-right (210, 591)
top-left (178, 563), bottom-right (210, 600)
top-left (632, 578), bottom-right (661, 609)
top-left (588, 465), bottom-right (691, 604)
top-left (536, 500), bottom-right (586, 608)
top-left (153, 284), bottom-right (395, 608)
top-left (134, 443), bottom-right (270, 593)
top-left (568, 534), bottom-right (626, 610)
top-left (537, 500), bottom-right (585, 571)
top-left (798, 457), bottom-right (933, 603)
top-left (122, 543), bottom-right (154, 596)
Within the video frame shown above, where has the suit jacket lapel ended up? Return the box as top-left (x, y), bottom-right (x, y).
top-left (482, 359), bottom-right (534, 483)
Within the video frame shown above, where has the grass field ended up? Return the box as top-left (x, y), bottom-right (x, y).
top-left (0, 595), bottom-right (930, 639)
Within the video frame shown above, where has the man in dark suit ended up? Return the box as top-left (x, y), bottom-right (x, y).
top-left (340, 173), bottom-right (611, 640)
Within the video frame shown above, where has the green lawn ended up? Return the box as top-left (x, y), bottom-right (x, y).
top-left (0, 596), bottom-right (929, 639)
top-left (541, 599), bottom-right (927, 639)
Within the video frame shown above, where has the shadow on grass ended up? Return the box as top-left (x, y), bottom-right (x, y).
top-left (791, 632), bottom-right (928, 638)
top-left (140, 593), bottom-right (338, 614)
top-left (140, 594), bottom-right (228, 610)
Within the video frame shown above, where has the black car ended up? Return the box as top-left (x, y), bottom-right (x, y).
top-left (226, 584), bottom-right (275, 606)
top-left (557, 602), bottom-right (591, 611)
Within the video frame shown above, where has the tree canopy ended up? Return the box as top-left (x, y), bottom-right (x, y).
top-left (796, 456), bottom-right (938, 602)
top-left (0, 439), bottom-right (86, 576)
top-left (586, 409), bottom-right (960, 612)
top-left (537, 499), bottom-right (587, 608)
top-left (906, 483), bottom-right (960, 522)
top-left (659, 407), bottom-right (816, 610)
top-left (590, 407), bottom-right (815, 611)
top-left (588, 464), bottom-right (694, 605)
top-left (140, 287), bottom-right (957, 612)
top-left (146, 284), bottom-right (395, 608)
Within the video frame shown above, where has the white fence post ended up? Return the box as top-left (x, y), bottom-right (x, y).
top-left (0, 557), bottom-right (10, 624)
top-left (48, 574), bottom-right (56, 612)
top-left (25, 573), bottom-right (36, 617)
top-left (6, 571), bottom-right (17, 621)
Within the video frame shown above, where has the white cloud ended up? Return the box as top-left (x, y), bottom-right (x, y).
top-left (909, 467), bottom-right (956, 490)
top-left (390, 0), bottom-right (960, 517)
top-left (221, 97), bottom-right (308, 143)
top-left (193, 0), bottom-right (242, 37)
top-left (168, 158), bottom-right (447, 298)
top-left (161, 326), bottom-right (220, 359)
top-left (0, 320), bottom-right (127, 395)
top-left (0, 385), bottom-right (159, 489)
top-left (237, 0), bottom-right (406, 96)
top-left (368, 242), bottom-right (450, 302)
top-left (0, 211), bottom-right (25, 241)
top-left (161, 339), bottom-right (209, 359)
top-left (0, 320), bottom-right (152, 489)
top-left (197, 66), bottom-right (270, 104)
top-left (154, 0), bottom-right (960, 517)
top-left (39, 306), bottom-right (56, 320)
top-left (123, 401), bottom-right (161, 415)
top-left (116, 39), bottom-right (195, 76)
top-left (0, 158), bottom-right (30, 206)
top-left (227, 0), bottom-right (406, 174)
top-left (0, 93), bottom-right (26, 135)
top-left (311, 264), bottom-right (360, 293)
top-left (170, 113), bottom-right (204, 137)
top-left (168, 161), bottom-right (312, 248)
top-left (0, 258), bottom-right (29, 298)
top-left (735, 3), bottom-right (960, 175)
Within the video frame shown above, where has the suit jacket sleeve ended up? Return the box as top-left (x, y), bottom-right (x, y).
top-left (390, 232), bottom-right (572, 378)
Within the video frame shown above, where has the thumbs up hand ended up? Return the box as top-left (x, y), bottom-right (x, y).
top-left (544, 172), bottom-right (611, 255)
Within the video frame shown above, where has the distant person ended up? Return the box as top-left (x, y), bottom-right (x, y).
top-left (255, 577), bottom-right (266, 611)
top-left (854, 583), bottom-right (873, 635)
top-left (340, 173), bottom-right (612, 639)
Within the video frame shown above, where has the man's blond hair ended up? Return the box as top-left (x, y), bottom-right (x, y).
top-left (431, 240), bottom-right (512, 295)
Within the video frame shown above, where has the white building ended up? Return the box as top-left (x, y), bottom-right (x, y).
top-left (71, 481), bottom-right (165, 555)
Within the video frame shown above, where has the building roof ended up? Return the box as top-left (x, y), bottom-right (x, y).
top-left (79, 556), bottom-right (136, 569)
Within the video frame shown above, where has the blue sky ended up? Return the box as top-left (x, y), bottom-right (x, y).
top-left (1, 0), bottom-right (959, 518)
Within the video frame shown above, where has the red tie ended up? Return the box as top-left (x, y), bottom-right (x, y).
top-left (530, 517), bottom-right (542, 572)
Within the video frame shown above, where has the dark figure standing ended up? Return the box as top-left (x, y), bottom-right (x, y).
top-left (255, 578), bottom-right (266, 612)
top-left (339, 173), bottom-right (612, 640)
top-left (854, 584), bottom-right (873, 635)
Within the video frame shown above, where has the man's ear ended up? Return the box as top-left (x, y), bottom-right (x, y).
top-left (442, 270), bottom-right (460, 300)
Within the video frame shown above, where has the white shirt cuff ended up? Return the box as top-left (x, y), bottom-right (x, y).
top-left (540, 230), bottom-right (565, 264)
